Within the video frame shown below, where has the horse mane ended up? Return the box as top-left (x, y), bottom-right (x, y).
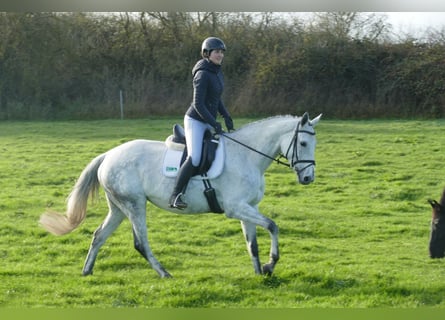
top-left (235, 115), bottom-right (296, 132)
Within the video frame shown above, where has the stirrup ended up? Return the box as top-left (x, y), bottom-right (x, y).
top-left (170, 193), bottom-right (187, 209)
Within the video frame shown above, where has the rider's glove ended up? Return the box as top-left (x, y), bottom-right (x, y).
top-left (224, 117), bottom-right (234, 132)
top-left (214, 122), bottom-right (223, 134)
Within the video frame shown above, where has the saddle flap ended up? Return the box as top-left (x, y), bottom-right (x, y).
top-left (162, 136), bottom-right (225, 180)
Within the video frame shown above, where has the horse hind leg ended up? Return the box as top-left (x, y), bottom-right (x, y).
top-left (130, 213), bottom-right (172, 278)
top-left (131, 226), bottom-right (171, 278)
top-left (83, 202), bottom-right (125, 275)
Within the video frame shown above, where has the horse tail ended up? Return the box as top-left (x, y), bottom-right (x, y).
top-left (39, 153), bottom-right (106, 236)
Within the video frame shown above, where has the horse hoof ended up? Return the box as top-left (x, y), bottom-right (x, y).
top-left (262, 264), bottom-right (274, 276)
top-left (160, 271), bottom-right (172, 278)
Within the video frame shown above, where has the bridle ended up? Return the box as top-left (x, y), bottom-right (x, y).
top-left (221, 121), bottom-right (316, 173)
top-left (283, 121), bottom-right (316, 173)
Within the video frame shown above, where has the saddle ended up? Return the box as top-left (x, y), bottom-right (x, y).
top-left (164, 124), bottom-right (224, 213)
top-left (171, 124), bottom-right (218, 175)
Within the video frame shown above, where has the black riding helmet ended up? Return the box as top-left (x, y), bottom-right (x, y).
top-left (201, 37), bottom-right (226, 58)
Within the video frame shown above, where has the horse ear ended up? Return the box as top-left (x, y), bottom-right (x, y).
top-left (429, 199), bottom-right (445, 220)
top-left (310, 113), bottom-right (323, 127)
top-left (301, 112), bottom-right (309, 126)
top-left (428, 199), bottom-right (441, 209)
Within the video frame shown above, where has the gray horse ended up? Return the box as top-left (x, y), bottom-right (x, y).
top-left (40, 113), bottom-right (322, 278)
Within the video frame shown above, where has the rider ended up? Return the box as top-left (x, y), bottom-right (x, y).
top-left (169, 37), bottom-right (234, 209)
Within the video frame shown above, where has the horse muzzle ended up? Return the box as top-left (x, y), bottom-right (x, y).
top-left (298, 173), bottom-right (314, 185)
top-left (295, 163), bottom-right (315, 185)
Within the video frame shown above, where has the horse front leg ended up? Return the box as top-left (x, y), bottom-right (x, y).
top-left (230, 204), bottom-right (280, 275)
top-left (240, 221), bottom-right (262, 274)
top-left (262, 219), bottom-right (279, 275)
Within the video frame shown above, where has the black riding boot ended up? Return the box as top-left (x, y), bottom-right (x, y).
top-left (169, 158), bottom-right (196, 209)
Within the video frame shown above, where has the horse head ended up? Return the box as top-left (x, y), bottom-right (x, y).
top-left (281, 112), bottom-right (322, 185)
top-left (428, 189), bottom-right (445, 258)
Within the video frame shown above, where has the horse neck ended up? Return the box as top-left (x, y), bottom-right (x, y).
top-left (230, 116), bottom-right (297, 171)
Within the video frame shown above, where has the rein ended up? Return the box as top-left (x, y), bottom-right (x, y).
top-left (220, 122), bottom-right (316, 170)
top-left (221, 133), bottom-right (289, 167)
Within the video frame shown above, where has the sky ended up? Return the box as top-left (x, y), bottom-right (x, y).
top-left (281, 12), bottom-right (445, 39)
top-left (384, 12), bottom-right (445, 35)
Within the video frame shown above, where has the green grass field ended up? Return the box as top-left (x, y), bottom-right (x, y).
top-left (1, 116), bottom-right (445, 308)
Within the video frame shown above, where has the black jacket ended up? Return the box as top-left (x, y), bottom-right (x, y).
top-left (186, 59), bottom-right (230, 128)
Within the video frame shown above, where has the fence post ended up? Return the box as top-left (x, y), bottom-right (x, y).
top-left (119, 90), bottom-right (124, 120)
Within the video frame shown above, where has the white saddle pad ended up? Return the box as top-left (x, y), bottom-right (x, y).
top-left (162, 136), bottom-right (225, 180)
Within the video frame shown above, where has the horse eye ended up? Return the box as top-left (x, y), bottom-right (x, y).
top-left (300, 141), bottom-right (307, 147)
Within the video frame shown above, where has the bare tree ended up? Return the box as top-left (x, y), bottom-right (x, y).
top-left (311, 12), bottom-right (390, 42)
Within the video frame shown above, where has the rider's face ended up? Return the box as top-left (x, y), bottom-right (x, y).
top-left (209, 49), bottom-right (224, 65)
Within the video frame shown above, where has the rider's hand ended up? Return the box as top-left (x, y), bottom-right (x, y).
top-left (214, 122), bottom-right (223, 134)
top-left (225, 117), bottom-right (234, 132)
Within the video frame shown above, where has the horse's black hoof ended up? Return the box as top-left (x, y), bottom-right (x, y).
top-left (262, 264), bottom-right (274, 276)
